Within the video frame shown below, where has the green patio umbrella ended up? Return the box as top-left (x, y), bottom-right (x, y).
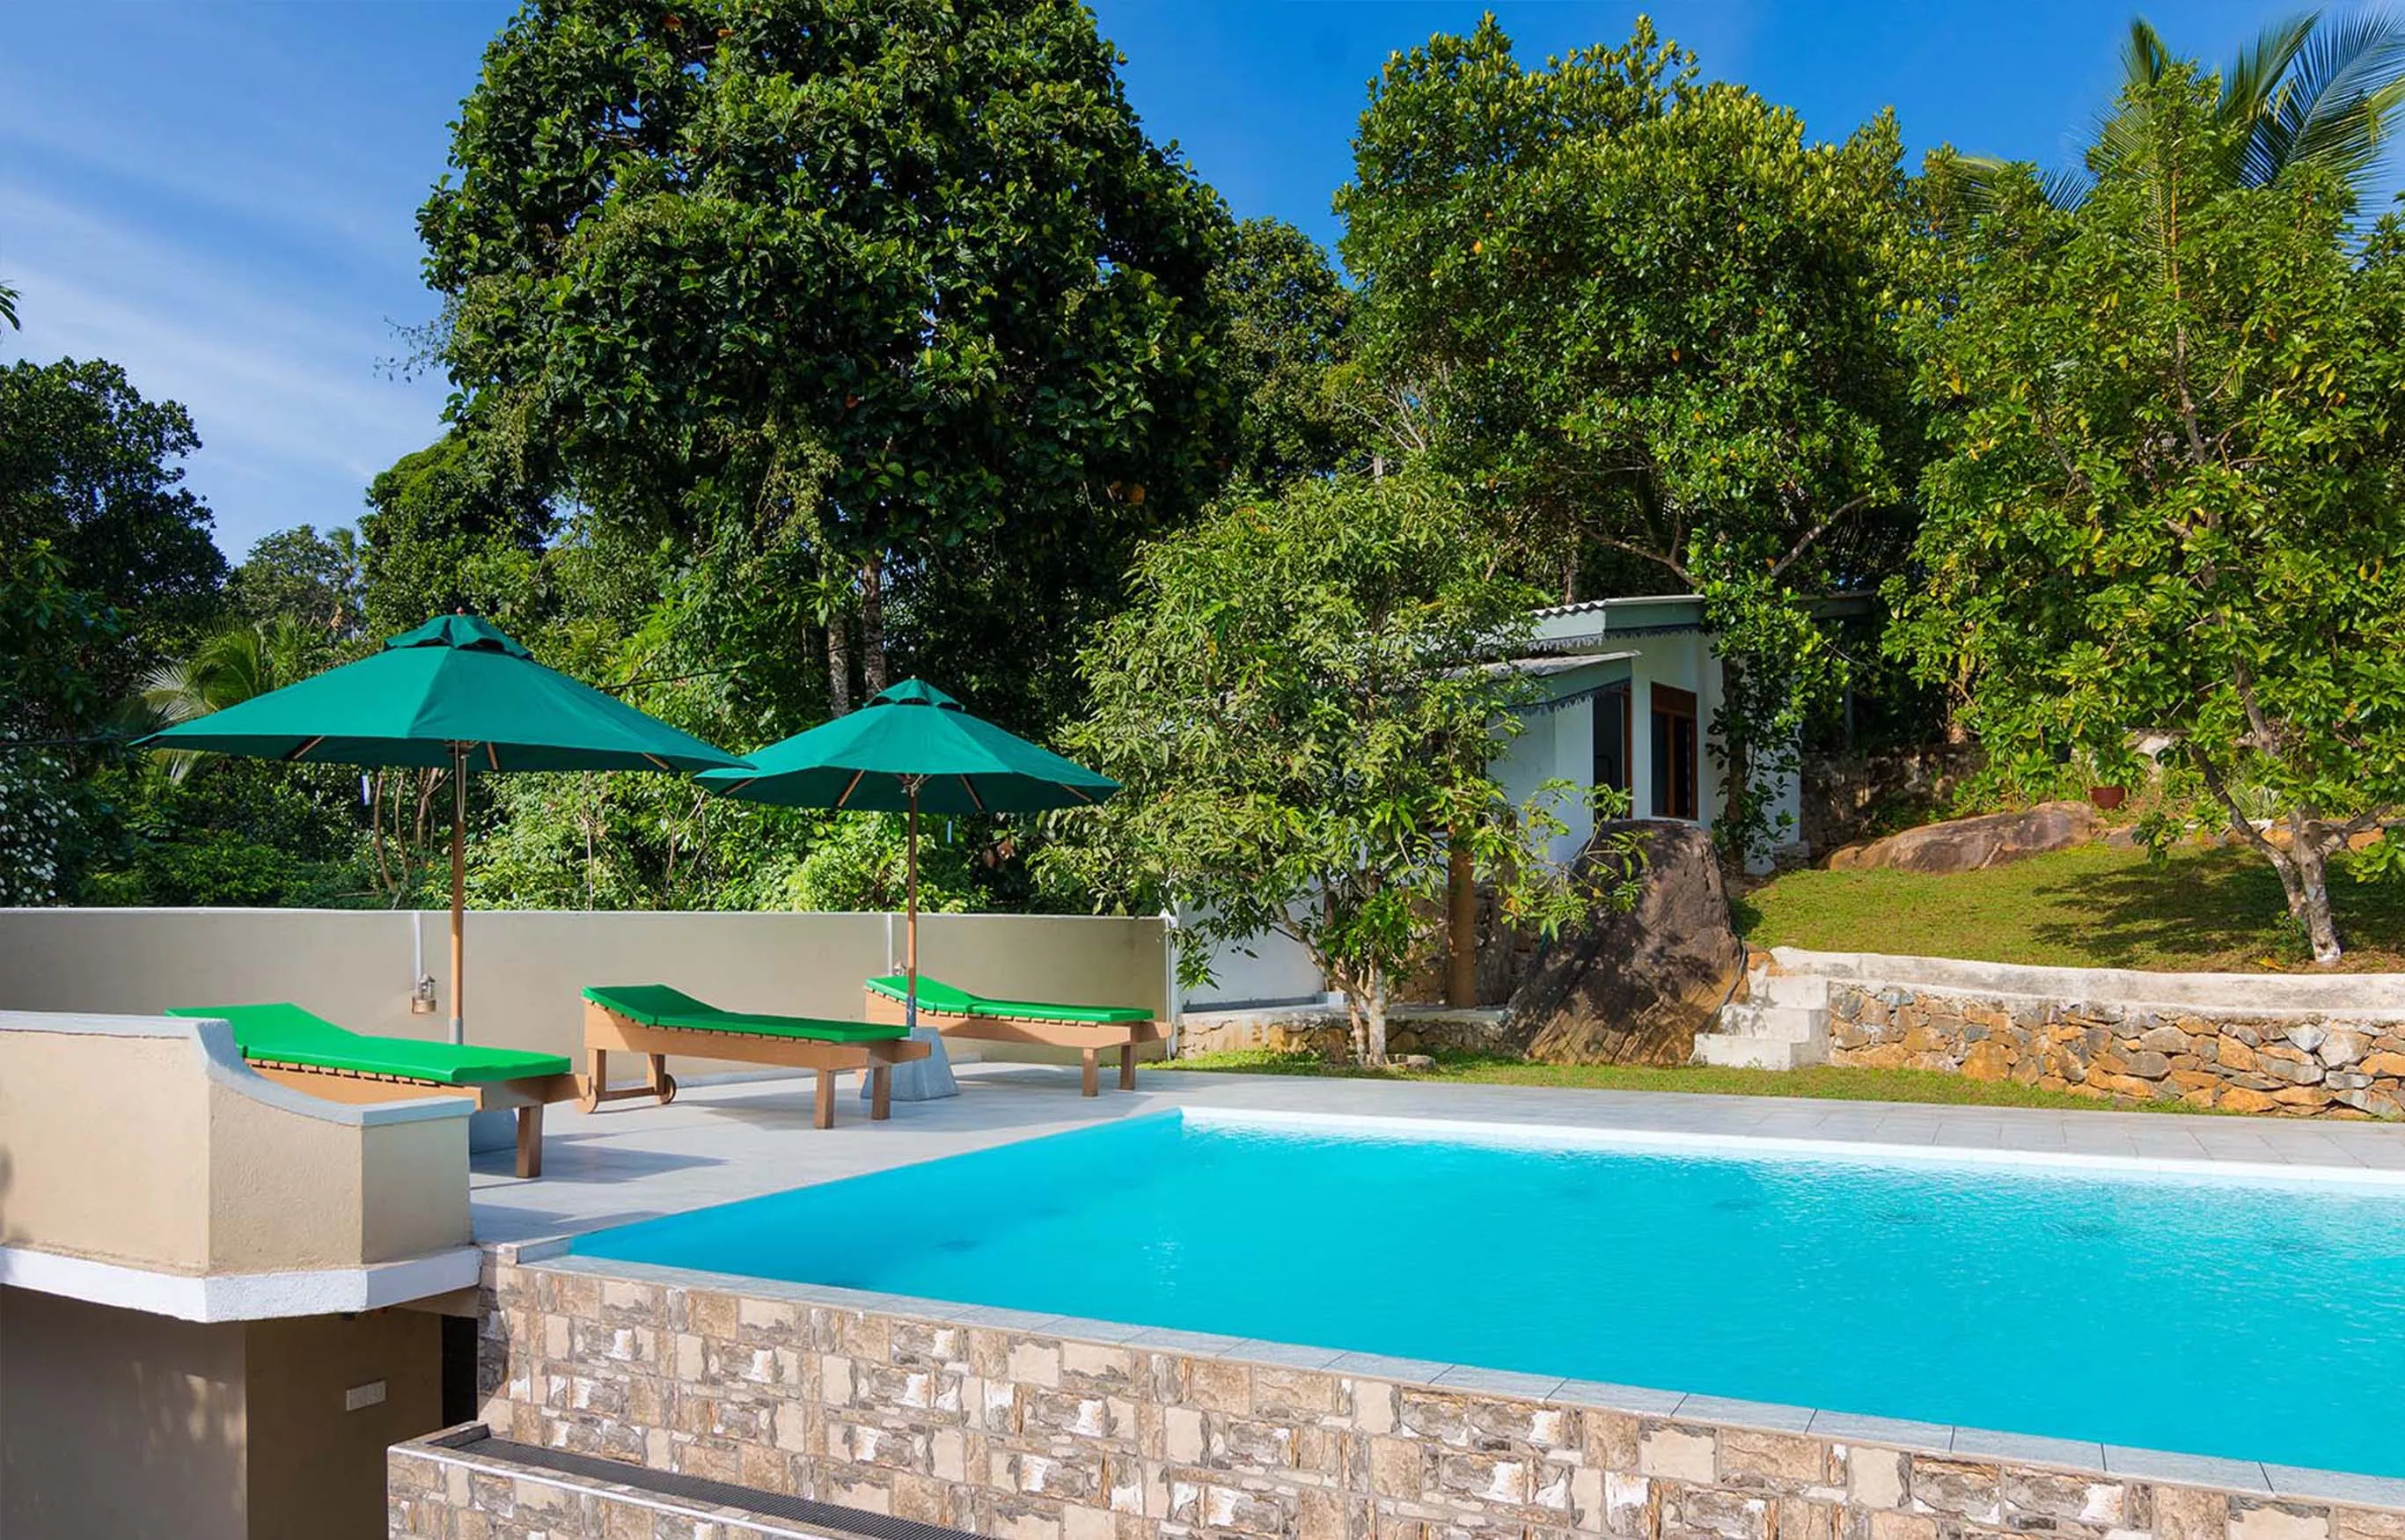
top-left (137, 614), bottom-right (748, 1042)
top-left (699, 678), bottom-right (1118, 1028)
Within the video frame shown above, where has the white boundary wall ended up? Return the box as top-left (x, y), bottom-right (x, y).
top-left (0, 908), bottom-right (1171, 1072)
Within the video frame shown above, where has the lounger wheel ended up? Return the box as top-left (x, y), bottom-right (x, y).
top-left (577, 1077), bottom-right (601, 1114)
top-left (656, 1073), bottom-right (677, 1105)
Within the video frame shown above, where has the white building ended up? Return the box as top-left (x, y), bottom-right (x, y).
top-left (1184, 593), bottom-right (1807, 1010)
top-left (1492, 594), bottom-right (1802, 869)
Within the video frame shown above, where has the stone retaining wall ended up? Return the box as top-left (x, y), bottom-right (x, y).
top-left (1176, 1006), bottom-right (1519, 1062)
top-left (1825, 983), bottom-right (2405, 1118)
top-left (421, 1252), bottom-right (2405, 1540)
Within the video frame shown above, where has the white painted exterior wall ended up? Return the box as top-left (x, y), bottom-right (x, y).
top-left (1498, 596), bottom-right (1804, 870)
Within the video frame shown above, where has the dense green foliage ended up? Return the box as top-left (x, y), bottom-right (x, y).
top-left (1208, 217), bottom-right (1360, 494)
top-left (1893, 63), bottom-right (2405, 962)
top-left (11, 3), bottom-right (2405, 972)
top-left (0, 358), bottom-right (226, 700)
top-left (419, 0), bottom-right (1237, 728)
top-left (1337, 18), bottom-right (1923, 860)
top-left (1048, 469), bottom-right (1624, 1061)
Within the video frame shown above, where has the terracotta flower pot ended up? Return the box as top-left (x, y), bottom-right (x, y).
top-left (2088, 785), bottom-right (2127, 811)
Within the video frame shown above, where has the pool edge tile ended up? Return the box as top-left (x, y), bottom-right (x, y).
top-left (1326, 1351), bottom-right (1457, 1388)
top-left (1806, 1410), bottom-right (1954, 1454)
top-left (1429, 1365), bottom-right (1568, 1401)
top-left (2263, 1465), bottom-right (2405, 1509)
top-left (1947, 1426), bottom-right (2108, 1472)
top-left (2101, 1445), bottom-right (2273, 1492)
top-left (1548, 1380), bottom-right (1689, 1417)
top-left (1225, 1339), bottom-right (1347, 1370)
top-left (1668, 1395), bottom-right (1818, 1434)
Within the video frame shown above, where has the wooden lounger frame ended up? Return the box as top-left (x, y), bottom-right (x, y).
top-left (862, 989), bottom-right (1162, 1096)
top-left (243, 1059), bottom-right (581, 1179)
top-left (580, 1001), bottom-right (930, 1129)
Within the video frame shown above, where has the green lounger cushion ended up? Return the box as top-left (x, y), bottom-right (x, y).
top-left (165, 1002), bottom-right (573, 1085)
top-left (583, 984), bottom-right (907, 1043)
top-left (865, 973), bottom-right (1154, 1025)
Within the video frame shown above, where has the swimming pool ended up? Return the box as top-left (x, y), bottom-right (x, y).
top-left (571, 1109), bottom-right (2405, 1478)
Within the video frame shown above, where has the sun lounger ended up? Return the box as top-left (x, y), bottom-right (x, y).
top-left (579, 984), bottom-right (930, 1128)
top-left (862, 973), bottom-right (1161, 1096)
top-left (165, 1002), bottom-right (579, 1177)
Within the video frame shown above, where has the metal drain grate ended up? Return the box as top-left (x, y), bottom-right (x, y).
top-left (452, 1433), bottom-right (986, 1540)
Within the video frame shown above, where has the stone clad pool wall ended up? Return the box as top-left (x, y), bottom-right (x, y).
top-left (391, 1250), bottom-right (2405, 1540)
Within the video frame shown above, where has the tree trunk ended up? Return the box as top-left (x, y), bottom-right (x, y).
top-left (2274, 823), bottom-right (2345, 965)
top-left (1362, 964), bottom-right (1389, 1067)
top-left (825, 616), bottom-right (853, 715)
top-left (1445, 835), bottom-right (1477, 1008)
top-left (861, 553), bottom-right (888, 693)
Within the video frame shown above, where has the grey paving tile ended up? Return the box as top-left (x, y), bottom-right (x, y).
top-left (1674, 1395), bottom-right (1816, 1433)
top-left (1326, 1351), bottom-right (1456, 1387)
top-left (1806, 1410), bottom-right (1954, 1453)
top-left (2101, 1445), bottom-right (2272, 1492)
top-left (1124, 1326), bottom-right (1246, 1356)
top-left (1225, 1338), bottom-right (1345, 1370)
top-left (1948, 1426), bottom-right (2107, 1471)
top-left (1429, 1365), bottom-right (1567, 1400)
top-left (1045, 1315), bottom-right (1151, 1345)
top-left (1549, 1379), bottom-right (1688, 1416)
top-left (2263, 1464), bottom-right (2405, 1507)
top-left (948, 1305), bottom-right (1067, 1332)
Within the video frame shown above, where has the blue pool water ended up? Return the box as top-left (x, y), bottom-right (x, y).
top-left (574, 1111), bottom-right (2405, 1478)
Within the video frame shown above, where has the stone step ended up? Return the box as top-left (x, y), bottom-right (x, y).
top-left (1749, 972), bottom-right (1830, 1008)
top-left (1715, 1000), bottom-right (1829, 1045)
top-left (1693, 1034), bottom-right (1821, 1071)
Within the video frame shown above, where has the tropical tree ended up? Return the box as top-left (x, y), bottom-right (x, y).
top-left (1961, 9), bottom-right (2405, 207)
top-left (1337, 18), bottom-right (1923, 861)
top-left (419, 0), bottom-right (1237, 725)
top-left (1893, 62), bottom-right (2405, 964)
top-left (0, 280), bottom-right (18, 330)
top-left (0, 357), bottom-right (227, 697)
top-left (1209, 217), bottom-right (1359, 494)
top-left (228, 524), bottom-right (366, 640)
top-left (359, 432), bottom-right (554, 636)
top-left (138, 618), bottom-right (320, 783)
top-left (1047, 468), bottom-right (1625, 1064)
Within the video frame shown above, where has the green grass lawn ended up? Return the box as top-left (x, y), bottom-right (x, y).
top-left (1158, 1047), bottom-right (2211, 1112)
top-left (1734, 840), bottom-right (2405, 973)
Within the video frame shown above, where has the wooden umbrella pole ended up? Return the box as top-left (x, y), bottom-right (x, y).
top-left (450, 743), bottom-right (467, 1045)
top-left (905, 778), bottom-right (920, 1033)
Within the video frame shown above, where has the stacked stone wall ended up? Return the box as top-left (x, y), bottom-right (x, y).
top-left (402, 1255), bottom-right (2405, 1540)
top-left (1827, 982), bottom-right (2405, 1118)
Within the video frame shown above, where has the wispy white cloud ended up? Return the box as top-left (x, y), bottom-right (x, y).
top-left (0, 4), bottom-right (490, 556)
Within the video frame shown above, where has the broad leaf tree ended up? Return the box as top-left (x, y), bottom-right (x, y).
top-left (420, 0), bottom-right (1236, 721)
top-left (359, 432), bottom-right (554, 637)
top-left (1047, 468), bottom-right (1623, 1064)
top-left (1893, 63), bottom-right (2405, 964)
top-left (1208, 216), bottom-right (1358, 494)
top-left (0, 357), bottom-right (226, 697)
top-left (1337, 19), bottom-right (1922, 861)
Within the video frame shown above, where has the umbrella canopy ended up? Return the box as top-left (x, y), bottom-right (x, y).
top-left (700, 678), bottom-right (1117, 1031)
top-left (137, 614), bottom-right (742, 773)
top-left (136, 614), bottom-right (747, 1046)
top-left (696, 678), bottom-right (1117, 811)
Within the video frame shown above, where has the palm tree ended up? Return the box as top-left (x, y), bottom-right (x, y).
top-left (0, 281), bottom-right (18, 330)
top-left (1961, 9), bottom-right (2405, 207)
top-left (140, 619), bottom-right (317, 782)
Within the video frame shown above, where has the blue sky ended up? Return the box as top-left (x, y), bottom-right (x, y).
top-left (0, 1), bottom-right (2348, 562)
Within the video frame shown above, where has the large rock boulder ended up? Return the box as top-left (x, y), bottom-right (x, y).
top-left (1511, 820), bottom-right (1744, 1066)
top-left (1823, 800), bottom-right (2101, 875)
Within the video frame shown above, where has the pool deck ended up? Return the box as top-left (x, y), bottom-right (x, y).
top-left (473, 1065), bottom-right (2405, 1509)
top-left (472, 1060), bottom-right (2405, 1244)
